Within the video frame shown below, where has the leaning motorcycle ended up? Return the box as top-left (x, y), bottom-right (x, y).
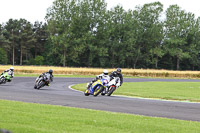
top-left (34, 75), bottom-right (50, 89)
top-left (107, 77), bottom-right (120, 96)
top-left (84, 78), bottom-right (108, 96)
top-left (0, 72), bottom-right (12, 84)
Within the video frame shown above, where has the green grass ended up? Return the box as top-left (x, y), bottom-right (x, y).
top-left (73, 82), bottom-right (200, 102)
top-left (0, 100), bottom-right (200, 133)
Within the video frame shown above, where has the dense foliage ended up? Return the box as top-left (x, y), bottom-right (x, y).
top-left (1, 0), bottom-right (200, 70)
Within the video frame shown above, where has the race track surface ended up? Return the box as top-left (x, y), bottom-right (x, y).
top-left (0, 77), bottom-right (200, 122)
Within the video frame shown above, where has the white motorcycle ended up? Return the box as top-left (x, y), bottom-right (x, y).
top-left (106, 77), bottom-right (120, 96)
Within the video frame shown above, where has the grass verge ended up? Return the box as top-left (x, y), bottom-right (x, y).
top-left (2, 65), bottom-right (200, 78)
top-left (72, 82), bottom-right (200, 102)
top-left (0, 100), bottom-right (200, 133)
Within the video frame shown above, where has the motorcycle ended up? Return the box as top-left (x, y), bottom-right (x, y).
top-left (34, 75), bottom-right (50, 89)
top-left (84, 78), bottom-right (109, 96)
top-left (0, 72), bottom-right (12, 84)
top-left (106, 77), bottom-right (120, 96)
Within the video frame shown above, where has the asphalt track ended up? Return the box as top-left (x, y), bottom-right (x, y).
top-left (0, 77), bottom-right (200, 122)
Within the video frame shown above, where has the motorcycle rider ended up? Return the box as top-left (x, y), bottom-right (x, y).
top-left (0, 67), bottom-right (14, 82)
top-left (109, 68), bottom-right (123, 86)
top-left (34, 69), bottom-right (53, 89)
top-left (87, 69), bottom-right (110, 89)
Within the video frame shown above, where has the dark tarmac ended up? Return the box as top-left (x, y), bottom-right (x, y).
top-left (0, 77), bottom-right (200, 122)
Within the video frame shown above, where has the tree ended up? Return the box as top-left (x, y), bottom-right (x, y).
top-left (46, 0), bottom-right (78, 66)
top-left (69, 0), bottom-right (108, 67)
top-left (0, 24), bottom-right (10, 64)
top-left (143, 2), bottom-right (164, 68)
top-left (186, 16), bottom-right (200, 70)
top-left (33, 21), bottom-right (48, 58)
top-left (0, 24), bottom-right (7, 46)
top-left (18, 19), bottom-right (35, 65)
top-left (4, 19), bottom-right (20, 65)
top-left (123, 2), bottom-right (164, 68)
top-left (106, 5), bottom-right (126, 68)
top-left (164, 5), bottom-right (194, 70)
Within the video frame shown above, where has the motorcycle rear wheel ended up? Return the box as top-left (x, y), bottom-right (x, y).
top-left (37, 81), bottom-right (45, 89)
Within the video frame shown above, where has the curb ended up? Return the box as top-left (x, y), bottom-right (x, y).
top-left (68, 84), bottom-right (84, 93)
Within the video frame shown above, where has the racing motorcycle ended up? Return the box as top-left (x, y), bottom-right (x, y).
top-left (34, 75), bottom-right (50, 89)
top-left (106, 77), bottom-right (120, 96)
top-left (0, 72), bottom-right (12, 84)
top-left (84, 78), bottom-right (109, 96)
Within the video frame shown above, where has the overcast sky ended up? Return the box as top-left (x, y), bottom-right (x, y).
top-left (0, 0), bottom-right (199, 24)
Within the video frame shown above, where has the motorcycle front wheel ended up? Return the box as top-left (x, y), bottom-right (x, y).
top-left (0, 77), bottom-right (5, 84)
top-left (93, 86), bottom-right (104, 97)
top-left (37, 81), bottom-right (45, 89)
top-left (84, 89), bottom-right (90, 96)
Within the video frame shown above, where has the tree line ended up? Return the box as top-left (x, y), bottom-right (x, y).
top-left (0, 0), bottom-right (200, 70)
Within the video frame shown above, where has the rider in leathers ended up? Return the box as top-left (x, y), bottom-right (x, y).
top-left (34, 69), bottom-right (53, 89)
top-left (109, 68), bottom-right (123, 86)
top-left (87, 69), bottom-right (110, 89)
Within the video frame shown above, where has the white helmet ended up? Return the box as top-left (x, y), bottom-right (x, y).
top-left (103, 69), bottom-right (108, 75)
top-left (10, 67), bottom-right (14, 71)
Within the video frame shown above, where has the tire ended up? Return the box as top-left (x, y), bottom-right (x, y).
top-left (0, 77), bottom-right (5, 84)
top-left (0, 78), bottom-right (3, 84)
top-left (101, 88), bottom-right (106, 96)
top-left (34, 85), bottom-right (37, 89)
top-left (84, 89), bottom-right (90, 96)
top-left (101, 93), bottom-right (105, 96)
top-left (37, 81), bottom-right (45, 89)
top-left (93, 86), bottom-right (104, 97)
top-left (107, 86), bottom-right (116, 96)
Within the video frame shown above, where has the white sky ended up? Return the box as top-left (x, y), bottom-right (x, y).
top-left (0, 0), bottom-right (199, 24)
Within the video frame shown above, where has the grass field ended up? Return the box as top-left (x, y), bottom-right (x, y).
top-left (0, 100), bottom-right (200, 133)
top-left (1, 65), bottom-right (200, 132)
top-left (2, 65), bottom-right (200, 78)
top-left (14, 74), bottom-right (158, 79)
top-left (72, 82), bottom-right (200, 102)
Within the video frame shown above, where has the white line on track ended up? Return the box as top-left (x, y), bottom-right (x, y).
top-left (68, 84), bottom-right (83, 93)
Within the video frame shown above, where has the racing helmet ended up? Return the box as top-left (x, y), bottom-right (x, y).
top-left (117, 68), bottom-right (121, 73)
top-left (49, 69), bottom-right (53, 74)
top-left (103, 69), bottom-right (108, 75)
top-left (10, 67), bottom-right (14, 71)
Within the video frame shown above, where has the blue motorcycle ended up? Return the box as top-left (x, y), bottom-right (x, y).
top-left (84, 78), bottom-right (108, 96)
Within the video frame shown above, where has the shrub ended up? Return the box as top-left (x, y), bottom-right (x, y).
top-left (34, 56), bottom-right (44, 65)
